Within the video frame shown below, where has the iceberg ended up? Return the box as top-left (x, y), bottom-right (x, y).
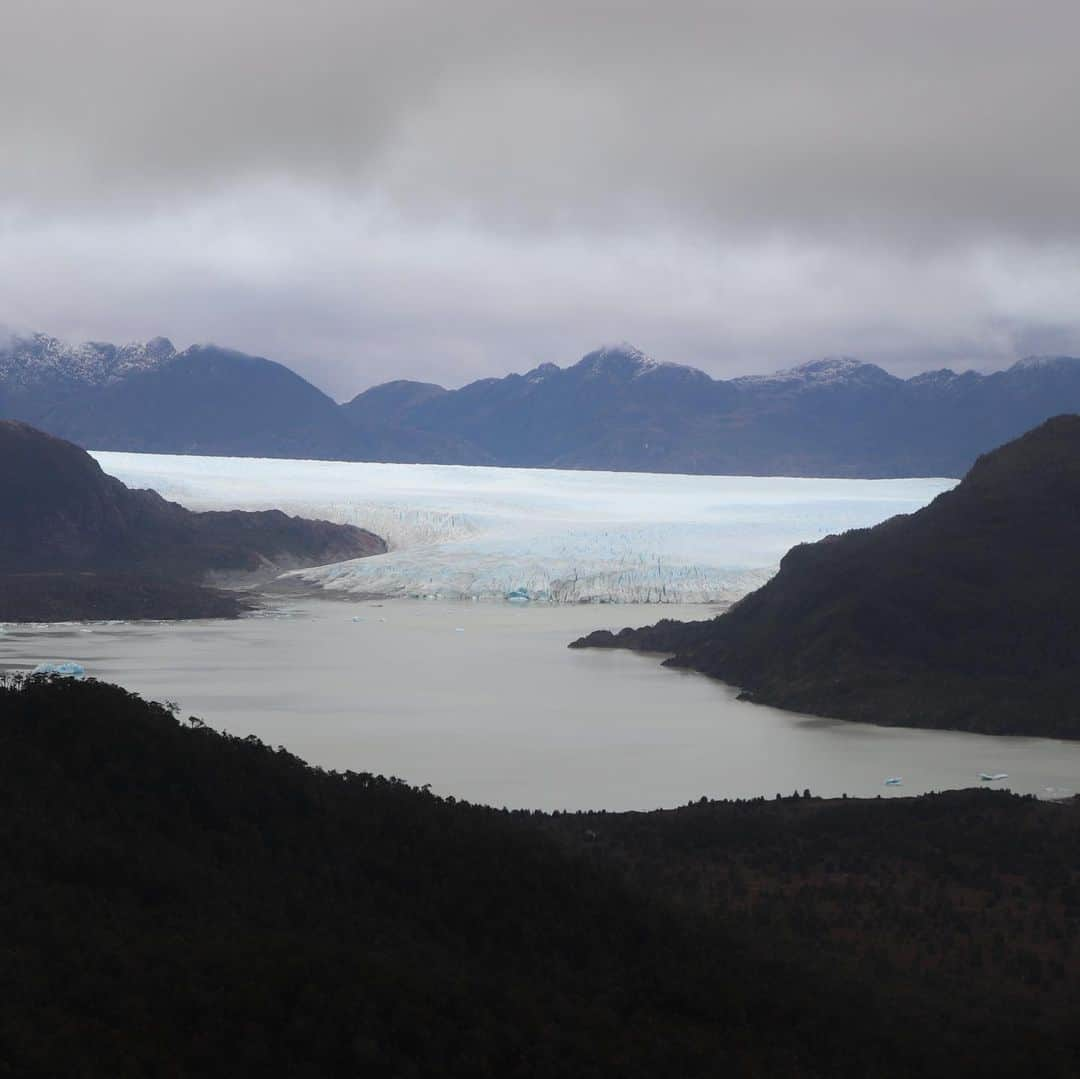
top-left (91, 451), bottom-right (954, 606)
top-left (31, 661), bottom-right (86, 679)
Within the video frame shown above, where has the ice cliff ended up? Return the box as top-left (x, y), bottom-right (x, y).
top-left (92, 453), bottom-right (953, 604)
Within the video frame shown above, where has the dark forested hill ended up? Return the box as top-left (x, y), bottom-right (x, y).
top-left (572, 415), bottom-right (1080, 738)
top-left (6, 332), bottom-right (1080, 475)
top-left (0, 421), bottom-right (384, 619)
top-left (2, 675), bottom-right (1079, 1077)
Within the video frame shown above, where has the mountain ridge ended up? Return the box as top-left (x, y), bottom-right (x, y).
top-left (5, 332), bottom-right (1080, 476)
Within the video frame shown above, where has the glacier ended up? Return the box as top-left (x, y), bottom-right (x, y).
top-left (91, 452), bottom-right (955, 604)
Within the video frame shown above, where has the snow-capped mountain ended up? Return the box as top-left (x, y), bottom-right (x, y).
top-left (575, 342), bottom-right (704, 380)
top-left (0, 337), bottom-right (370, 461)
top-left (3, 331), bottom-right (1080, 477)
top-left (733, 355), bottom-right (899, 390)
top-left (344, 344), bottom-right (1080, 476)
top-left (0, 333), bottom-right (176, 390)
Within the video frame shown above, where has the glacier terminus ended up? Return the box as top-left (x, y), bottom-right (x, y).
top-left (92, 452), bottom-right (954, 605)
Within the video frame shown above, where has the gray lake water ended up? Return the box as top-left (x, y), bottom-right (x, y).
top-left (3, 596), bottom-right (1078, 811)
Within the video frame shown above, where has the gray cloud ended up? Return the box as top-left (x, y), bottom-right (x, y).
top-left (2, 0), bottom-right (1080, 391)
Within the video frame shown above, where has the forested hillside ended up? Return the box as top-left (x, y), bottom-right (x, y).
top-left (2, 675), bottom-right (1079, 1076)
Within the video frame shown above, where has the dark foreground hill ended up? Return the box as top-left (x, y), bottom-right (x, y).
top-left (573, 415), bottom-right (1080, 739)
top-left (2, 675), bottom-right (1080, 1077)
top-left (0, 421), bottom-right (384, 620)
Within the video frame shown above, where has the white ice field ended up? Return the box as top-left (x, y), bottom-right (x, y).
top-left (92, 452), bottom-right (956, 605)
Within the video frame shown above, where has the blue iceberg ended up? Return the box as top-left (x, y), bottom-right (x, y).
top-left (31, 661), bottom-right (86, 680)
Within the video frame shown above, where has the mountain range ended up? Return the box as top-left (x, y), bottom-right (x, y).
top-left (572, 415), bottom-right (1080, 739)
top-left (4, 332), bottom-right (1080, 476)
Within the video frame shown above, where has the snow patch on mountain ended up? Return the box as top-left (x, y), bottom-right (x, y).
top-left (523, 362), bottom-right (560, 383)
top-left (735, 356), bottom-right (897, 389)
top-left (573, 342), bottom-right (706, 382)
top-left (0, 333), bottom-right (176, 389)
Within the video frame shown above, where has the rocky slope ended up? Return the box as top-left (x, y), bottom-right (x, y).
top-left (572, 415), bottom-right (1080, 739)
top-left (0, 421), bottom-right (385, 620)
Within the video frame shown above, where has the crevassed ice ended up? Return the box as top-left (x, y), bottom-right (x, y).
top-left (91, 452), bottom-right (955, 604)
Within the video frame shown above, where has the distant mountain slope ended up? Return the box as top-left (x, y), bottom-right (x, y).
top-left (1, 337), bottom-right (366, 460)
top-left (572, 415), bottom-right (1080, 738)
top-left (342, 378), bottom-right (448, 427)
top-left (399, 344), bottom-right (732, 470)
top-left (5, 332), bottom-right (1080, 475)
top-left (386, 346), bottom-right (1080, 477)
top-left (0, 421), bottom-right (385, 619)
top-left (341, 379), bottom-right (491, 464)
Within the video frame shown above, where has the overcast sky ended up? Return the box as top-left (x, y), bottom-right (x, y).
top-left (3, 0), bottom-right (1079, 397)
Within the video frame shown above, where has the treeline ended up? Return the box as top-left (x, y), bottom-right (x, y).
top-left (1, 676), bottom-right (1079, 1076)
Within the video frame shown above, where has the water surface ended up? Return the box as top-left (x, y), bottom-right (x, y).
top-left (3, 598), bottom-right (1076, 811)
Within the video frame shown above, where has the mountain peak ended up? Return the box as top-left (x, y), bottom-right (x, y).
top-left (737, 355), bottom-right (896, 389)
top-left (577, 342), bottom-right (656, 374)
top-left (786, 356), bottom-right (891, 381)
top-left (575, 342), bottom-right (703, 381)
top-left (0, 332), bottom-right (176, 389)
top-left (141, 336), bottom-right (176, 359)
top-left (524, 361), bottom-right (561, 383)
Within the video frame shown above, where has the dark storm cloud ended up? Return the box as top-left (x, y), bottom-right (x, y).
top-left (2, 0), bottom-right (1080, 390)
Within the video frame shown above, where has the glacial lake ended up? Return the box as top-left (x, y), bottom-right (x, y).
top-left (4, 596), bottom-right (1079, 811)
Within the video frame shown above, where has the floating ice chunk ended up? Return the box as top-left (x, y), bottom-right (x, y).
top-left (31, 661), bottom-right (86, 679)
